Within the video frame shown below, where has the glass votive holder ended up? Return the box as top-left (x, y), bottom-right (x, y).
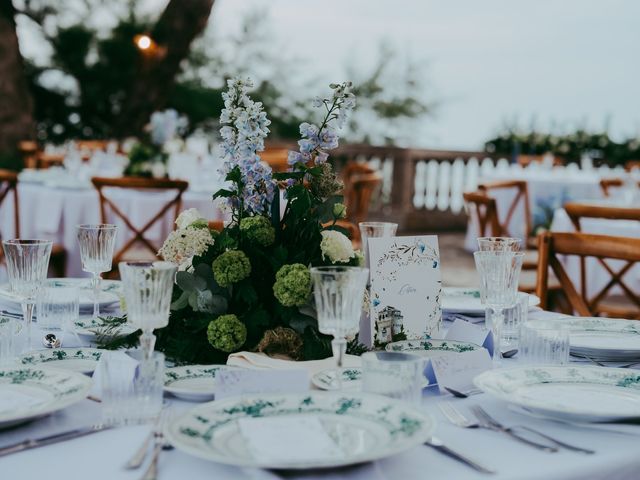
top-left (477, 237), bottom-right (522, 252)
top-left (361, 351), bottom-right (426, 406)
top-left (519, 320), bottom-right (570, 365)
top-left (501, 292), bottom-right (529, 350)
top-left (101, 350), bottom-right (165, 425)
top-left (0, 316), bottom-right (17, 367)
top-left (37, 285), bottom-right (80, 331)
top-left (358, 222), bottom-right (398, 268)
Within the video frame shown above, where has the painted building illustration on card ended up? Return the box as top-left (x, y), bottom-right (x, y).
top-left (368, 235), bottom-right (442, 347)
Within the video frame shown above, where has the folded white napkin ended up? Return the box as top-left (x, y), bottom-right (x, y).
top-left (0, 390), bottom-right (45, 415)
top-left (227, 351), bottom-right (361, 378)
top-left (89, 351), bottom-right (138, 400)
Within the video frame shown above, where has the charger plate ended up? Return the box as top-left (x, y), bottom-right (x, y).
top-left (474, 365), bottom-right (640, 422)
top-left (18, 348), bottom-right (104, 374)
top-left (165, 392), bottom-right (435, 469)
top-left (441, 287), bottom-right (539, 315)
top-left (0, 366), bottom-right (91, 429)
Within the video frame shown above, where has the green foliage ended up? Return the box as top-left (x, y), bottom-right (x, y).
top-left (273, 264), bottom-right (311, 307)
top-left (207, 314), bottom-right (247, 352)
top-left (239, 216), bottom-right (275, 247)
top-left (212, 250), bottom-right (251, 287)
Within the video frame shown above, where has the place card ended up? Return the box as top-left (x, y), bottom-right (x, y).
top-left (237, 416), bottom-right (343, 463)
top-left (215, 369), bottom-right (309, 400)
top-left (368, 235), bottom-right (442, 347)
top-left (445, 318), bottom-right (494, 354)
top-left (427, 348), bottom-right (492, 394)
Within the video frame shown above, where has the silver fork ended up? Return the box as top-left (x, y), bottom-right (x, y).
top-left (438, 402), bottom-right (557, 452)
top-left (140, 409), bottom-right (173, 480)
top-left (471, 406), bottom-right (595, 454)
top-left (125, 413), bottom-right (164, 470)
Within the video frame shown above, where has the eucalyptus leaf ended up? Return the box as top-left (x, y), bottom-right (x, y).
top-left (171, 290), bottom-right (190, 310)
top-left (176, 271), bottom-right (206, 292)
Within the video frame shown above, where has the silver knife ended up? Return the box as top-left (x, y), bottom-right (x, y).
top-left (0, 424), bottom-right (110, 457)
top-left (424, 437), bottom-right (495, 474)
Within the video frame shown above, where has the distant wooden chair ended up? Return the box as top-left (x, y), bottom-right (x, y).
top-left (462, 191), bottom-right (501, 238)
top-left (91, 177), bottom-right (189, 275)
top-left (260, 148), bottom-right (290, 173)
top-left (341, 163), bottom-right (383, 245)
top-left (536, 231), bottom-right (640, 319)
top-left (208, 220), bottom-right (224, 232)
top-left (477, 180), bottom-right (533, 247)
top-left (0, 170), bottom-right (66, 276)
top-left (599, 178), bottom-right (640, 197)
top-left (626, 161), bottom-right (640, 172)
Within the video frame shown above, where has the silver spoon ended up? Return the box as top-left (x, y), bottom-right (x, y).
top-left (502, 349), bottom-right (518, 358)
top-left (43, 333), bottom-right (61, 348)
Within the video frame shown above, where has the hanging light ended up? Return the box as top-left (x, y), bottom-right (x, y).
top-left (134, 34), bottom-right (154, 51)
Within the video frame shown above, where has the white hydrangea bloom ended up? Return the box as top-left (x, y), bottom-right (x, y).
top-left (175, 208), bottom-right (205, 230)
top-left (320, 230), bottom-right (355, 264)
top-left (158, 226), bottom-right (214, 266)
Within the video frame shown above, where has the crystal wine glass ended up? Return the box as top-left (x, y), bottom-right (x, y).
top-left (2, 239), bottom-right (53, 351)
top-left (119, 261), bottom-right (177, 359)
top-left (77, 224), bottom-right (117, 319)
top-left (473, 251), bottom-right (524, 365)
top-left (310, 266), bottom-right (369, 388)
top-left (359, 222), bottom-right (398, 269)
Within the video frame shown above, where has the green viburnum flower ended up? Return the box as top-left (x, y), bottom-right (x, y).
top-left (239, 216), bottom-right (275, 246)
top-left (212, 250), bottom-right (251, 287)
top-left (332, 202), bottom-right (347, 219)
top-left (273, 263), bottom-right (311, 307)
top-left (207, 314), bottom-right (247, 352)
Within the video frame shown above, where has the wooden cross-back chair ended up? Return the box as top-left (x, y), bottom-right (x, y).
top-left (477, 180), bottom-right (533, 247)
top-left (0, 170), bottom-right (66, 275)
top-left (599, 178), bottom-right (640, 197)
top-left (260, 148), bottom-right (290, 173)
top-left (91, 177), bottom-right (189, 272)
top-left (340, 163), bottom-right (382, 245)
top-left (462, 191), bottom-right (502, 238)
top-left (536, 231), bottom-right (640, 319)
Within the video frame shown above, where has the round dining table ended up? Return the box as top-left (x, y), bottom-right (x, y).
top-left (2, 309), bottom-right (640, 480)
top-left (0, 181), bottom-right (226, 278)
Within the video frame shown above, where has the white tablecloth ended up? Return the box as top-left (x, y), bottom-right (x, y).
top-left (0, 183), bottom-right (226, 277)
top-left (2, 313), bottom-right (640, 480)
top-left (465, 169), bottom-right (606, 250)
top-left (550, 207), bottom-right (640, 299)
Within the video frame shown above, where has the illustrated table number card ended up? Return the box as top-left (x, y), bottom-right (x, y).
top-left (368, 235), bottom-right (442, 347)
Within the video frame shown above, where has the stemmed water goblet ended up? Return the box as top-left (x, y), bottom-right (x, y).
top-left (119, 261), bottom-right (177, 359)
top-left (77, 224), bottom-right (117, 320)
top-left (310, 266), bottom-right (369, 389)
top-left (473, 250), bottom-right (524, 365)
top-left (2, 239), bottom-right (53, 351)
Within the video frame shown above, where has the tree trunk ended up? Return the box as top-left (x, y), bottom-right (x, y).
top-left (0, 1), bottom-right (35, 156)
top-left (114, 0), bottom-right (215, 137)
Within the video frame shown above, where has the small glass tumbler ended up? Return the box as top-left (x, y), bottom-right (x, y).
top-left (37, 285), bottom-right (80, 331)
top-left (477, 237), bottom-right (521, 252)
top-left (501, 292), bottom-right (529, 351)
top-left (0, 316), bottom-right (17, 366)
top-left (101, 351), bottom-right (165, 425)
top-left (520, 320), bottom-right (570, 365)
top-left (362, 351), bottom-right (426, 406)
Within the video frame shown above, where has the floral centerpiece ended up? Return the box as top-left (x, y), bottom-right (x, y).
top-left (106, 78), bottom-right (364, 364)
top-left (124, 109), bottom-right (188, 178)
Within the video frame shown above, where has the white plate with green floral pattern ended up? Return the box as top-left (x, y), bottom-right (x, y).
top-left (311, 367), bottom-right (363, 391)
top-left (165, 392), bottom-right (435, 469)
top-left (0, 278), bottom-right (121, 312)
top-left (474, 365), bottom-right (640, 422)
top-left (73, 318), bottom-right (136, 338)
top-left (164, 365), bottom-right (238, 401)
top-left (385, 339), bottom-right (482, 357)
top-left (441, 287), bottom-right (540, 314)
top-left (18, 348), bottom-right (104, 374)
top-left (0, 366), bottom-right (92, 429)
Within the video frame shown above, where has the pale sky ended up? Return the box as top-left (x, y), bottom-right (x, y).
top-left (17, 0), bottom-right (640, 150)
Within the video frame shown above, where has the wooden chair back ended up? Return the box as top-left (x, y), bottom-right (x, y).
top-left (462, 191), bottom-right (502, 237)
top-left (478, 180), bottom-right (532, 240)
top-left (599, 178), bottom-right (640, 197)
top-left (260, 148), bottom-right (290, 173)
top-left (91, 177), bottom-right (189, 266)
top-left (536, 231), bottom-right (640, 319)
top-left (208, 220), bottom-right (224, 232)
top-left (0, 171), bottom-right (20, 256)
top-left (343, 168), bottom-right (382, 226)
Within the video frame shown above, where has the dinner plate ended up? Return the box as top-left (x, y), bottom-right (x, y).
top-left (0, 366), bottom-right (92, 429)
top-left (73, 317), bottom-right (137, 338)
top-left (18, 348), bottom-right (104, 374)
top-left (164, 365), bottom-right (237, 401)
top-left (441, 287), bottom-right (539, 314)
top-left (165, 392), bottom-right (435, 469)
top-left (474, 365), bottom-right (640, 422)
top-left (0, 278), bottom-right (121, 312)
top-left (385, 338), bottom-right (482, 357)
top-left (530, 316), bottom-right (640, 361)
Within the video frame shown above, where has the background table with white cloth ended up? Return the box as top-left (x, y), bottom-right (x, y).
top-left (2, 311), bottom-right (640, 480)
top-left (0, 181), bottom-right (226, 277)
top-left (464, 168), bottom-right (610, 251)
